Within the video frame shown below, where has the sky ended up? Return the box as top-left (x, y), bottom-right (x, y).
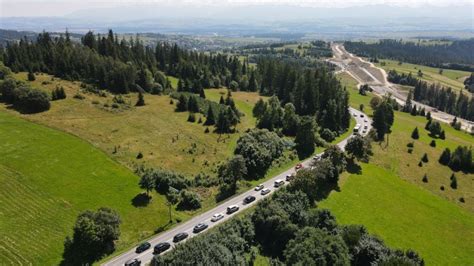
top-left (1, 0), bottom-right (472, 17)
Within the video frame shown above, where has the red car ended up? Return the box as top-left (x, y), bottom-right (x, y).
top-left (295, 163), bottom-right (303, 171)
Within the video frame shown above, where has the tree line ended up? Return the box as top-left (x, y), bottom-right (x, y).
top-left (345, 39), bottom-right (474, 71)
top-left (2, 30), bottom-right (253, 94)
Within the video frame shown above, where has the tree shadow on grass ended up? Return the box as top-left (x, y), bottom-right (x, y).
top-left (346, 160), bottom-right (362, 174)
top-left (131, 193), bottom-right (151, 207)
top-left (154, 221), bottom-right (173, 234)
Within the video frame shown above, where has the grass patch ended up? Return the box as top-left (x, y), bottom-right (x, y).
top-left (320, 163), bottom-right (474, 265)
top-left (0, 111), bottom-right (190, 265)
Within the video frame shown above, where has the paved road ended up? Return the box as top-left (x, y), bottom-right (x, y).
top-left (328, 43), bottom-right (473, 132)
top-left (103, 107), bottom-right (371, 266)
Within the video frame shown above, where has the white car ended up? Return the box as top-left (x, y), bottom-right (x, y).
top-left (261, 188), bottom-right (271, 195)
top-left (211, 213), bottom-right (224, 222)
top-left (254, 184), bottom-right (264, 191)
top-left (274, 179), bottom-right (284, 187)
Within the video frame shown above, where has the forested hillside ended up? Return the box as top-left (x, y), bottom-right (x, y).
top-left (345, 39), bottom-right (474, 71)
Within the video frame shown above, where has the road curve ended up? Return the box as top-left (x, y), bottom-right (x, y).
top-left (103, 107), bottom-right (371, 266)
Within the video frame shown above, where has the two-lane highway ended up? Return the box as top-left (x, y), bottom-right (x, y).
top-left (103, 107), bottom-right (371, 266)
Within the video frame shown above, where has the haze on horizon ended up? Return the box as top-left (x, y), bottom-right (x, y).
top-left (1, 0), bottom-right (472, 17)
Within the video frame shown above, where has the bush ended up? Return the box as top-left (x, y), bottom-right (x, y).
top-left (13, 85), bottom-right (50, 113)
top-left (422, 174), bottom-right (428, 183)
top-left (407, 142), bottom-right (414, 148)
top-left (178, 190), bottom-right (201, 210)
top-left (430, 140), bottom-right (436, 147)
top-left (136, 152), bottom-right (143, 159)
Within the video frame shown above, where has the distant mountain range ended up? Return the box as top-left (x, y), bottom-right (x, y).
top-left (1, 4), bottom-right (473, 38)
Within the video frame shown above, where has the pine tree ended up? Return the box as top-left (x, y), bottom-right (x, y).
top-left (430, 139), bottom-right (436, 147)
top-left (421, 153), bottom-right (429, 163)
top-left (439, 148), bottom-right (451, 165)
top-left (187, 96), bottom-right (199, 113)
top-left (450, 174), bottom-right (457, 189)
top-left (426, 111), bottom-right (431, 120)
top-left (176, 95), bottom-right (188, 112)
top-left (219, 95), bottom-right (225, 105)
top-left (199, 88), bottom-right (206, 98)
top-left (411, 127), bottom-right (419, 139)
top-left (205, 105), bottom-right (216, 125)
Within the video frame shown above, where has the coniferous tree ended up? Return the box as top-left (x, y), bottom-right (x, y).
top-left (439, 148), bottom-right (451, 165)
top-left (176, 95), bottom-right (188, 112)
top-left (450, 174), bottom-right (457, 189)
top-left (411, 127), bottom-right (419, 139)
top-left (205, 105), bottom-right (216, 125)
top-left (372, 99), bottom-right (394, 141)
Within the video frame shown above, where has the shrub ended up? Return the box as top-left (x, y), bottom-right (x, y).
top-left (429, 140), bottom-right (436, 147)
top-left (422, 174), bottom-right (428, 183)
top-left (418, 161), bottom-right (423, 167)
top-left (13, 85), bottom-right (50, 113)
top-left (204, 127), bottom-right (210, 133)
top-left (459, 197), bottom-right (465, 203)
top-left (136, 152), bottom-right (143, 159)
top-left (440, 185), bottom-right (445, 191)
top-left (407, 142), bottom-right (414, 148)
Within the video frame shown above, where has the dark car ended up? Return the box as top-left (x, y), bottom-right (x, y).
top-left (226, 205), bottom-right (239, 214)
top-left (173, 232), bottom-right (189, 243)
top-left (135, 242), bottom-right (151, 253)
top-left (153, 242), bottom-right (171, 254)
top-left (193, 223), bottom-right (209, 233)
top-left (243, 195), bottom-right (256, 204)
top-left (124, 258), bottom-right (141, 266)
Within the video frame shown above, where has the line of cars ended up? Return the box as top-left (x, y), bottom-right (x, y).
top-left (125, 168), bottom-right (301, 266)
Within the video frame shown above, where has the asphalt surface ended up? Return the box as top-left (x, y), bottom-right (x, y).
top-left (103, 107), bottom-right (371, 266)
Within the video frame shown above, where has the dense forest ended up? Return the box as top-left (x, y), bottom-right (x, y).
top-left (345, 39), bottom-right (474, 71)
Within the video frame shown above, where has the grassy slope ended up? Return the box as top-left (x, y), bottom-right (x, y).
top-left (0, 111), bottom-right (187, 265)
top-left (320, 163), bottom-right (474, 265)
top-left (323, 72), bottom-right (474, 265)
top-left (9, 73), bottom-right (259, 177)
top-left (375, 59), bottom-right (470, 93)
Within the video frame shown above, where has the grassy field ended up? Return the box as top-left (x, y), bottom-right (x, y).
top-left (0, 111), bottom-right (192, 265)
top-left (9, 73), bottom-right (260, 177)
top-left (376, 59), bottom-right (470, 93)
top-left (320, 163), bottom-right (474, 265)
